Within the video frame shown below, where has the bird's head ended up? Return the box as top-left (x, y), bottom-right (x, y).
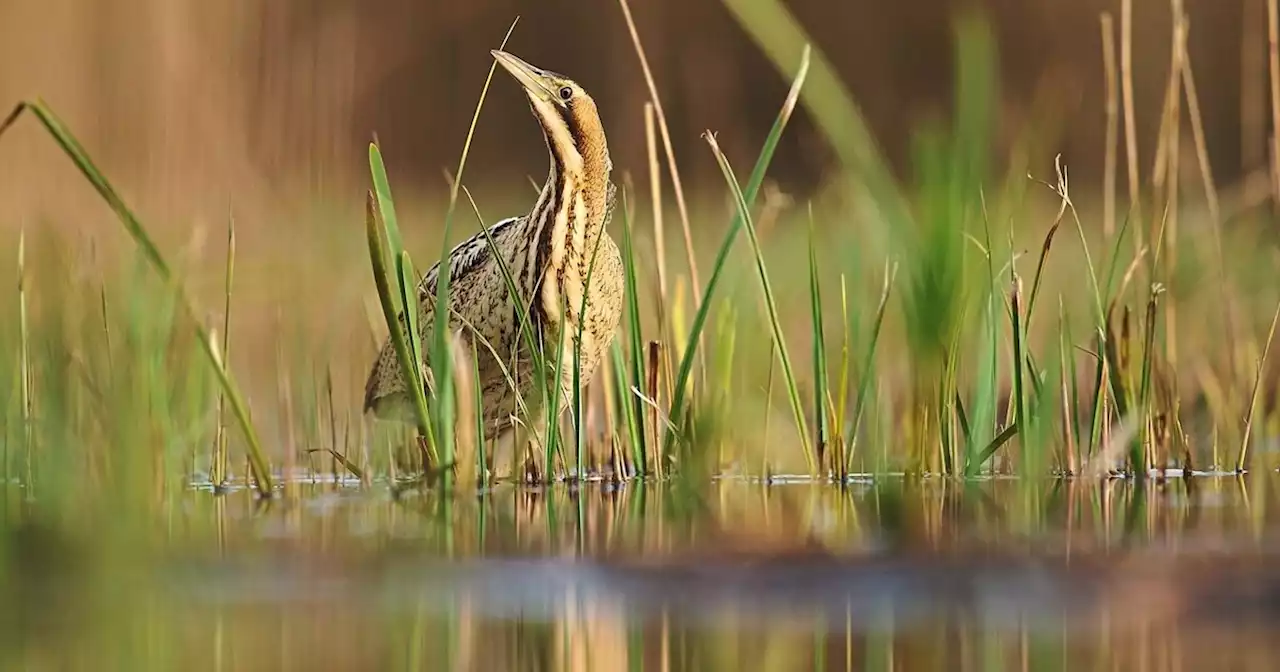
top-left (491, 49), bottom-right (609, 178)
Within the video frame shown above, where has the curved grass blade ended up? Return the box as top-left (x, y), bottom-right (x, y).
top-left (0, 99), bottom-right (275, 495)
top-left (705, 130), bottom-right (814, 472)
top-left (430, 19), bottom-right (520, 480)
top-left (844, 262), bottom-right (896, 475)
top-left (664, 46), bottom-right (810, 456)
top-left (306, 449), bottom-right (364, 480)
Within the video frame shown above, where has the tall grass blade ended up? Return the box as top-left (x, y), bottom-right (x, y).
top-left (619, 190), bottom-right (649, 472)
top-left (17, 229), bottom-right (31, 487)
top-left (844, 262), bottom-right (896, 476)
top-left (0, 100), bottom-right (275, 495)
top-left (720, 0), bottom-right (909, 228)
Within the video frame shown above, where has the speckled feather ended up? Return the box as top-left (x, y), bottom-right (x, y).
top-left (362, 58), bottom-right (624, 445)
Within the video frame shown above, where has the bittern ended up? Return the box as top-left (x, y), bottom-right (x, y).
top-left (363, 50), bottom-right (624, 465)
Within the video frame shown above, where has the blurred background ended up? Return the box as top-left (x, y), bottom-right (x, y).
top-left (0, 0), bottom-right (1265, 228)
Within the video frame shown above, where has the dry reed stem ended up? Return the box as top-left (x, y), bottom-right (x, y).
top-left (599, 352), bottom-right (622, 476)
top-left (449, 332), bottom-right (477, 489)
top-left (644, 103), bottom-right (668, 313)
top-left (1239, 298), bottom-right (1280, 470)
top-left (1121, 0), bottom-right (1142, 244)
top-left (1101, 12), bottom-right (1119, 239)
top-left (644, 102), bottom-right (678, 394)
top-left (1181, 54), bottom-right (1221, 225)
top-left (1151, 6), bottom-right (1185, 197)
top-left (212, 215), bottom-right (235, 486)
top-left (617, 0), bottom-right (702, 305)
top-left (1181, 11), bottom-right (1239, 394)
top-left (1157, 6), bottom-right (1186, 367)
top-left (1244, 0), bottom-right (1268, 170)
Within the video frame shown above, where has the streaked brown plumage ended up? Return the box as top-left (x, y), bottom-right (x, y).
top-left (362, 50), bottom-right (623, 457)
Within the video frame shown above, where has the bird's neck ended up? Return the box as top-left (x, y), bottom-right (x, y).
top-left (531, 146), bottom-right (612, 324)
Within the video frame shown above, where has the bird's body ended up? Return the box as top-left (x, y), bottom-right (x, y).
top-left (363, 50), bottom-right (624, 456)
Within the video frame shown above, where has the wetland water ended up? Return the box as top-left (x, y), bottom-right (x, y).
top-left (6, 475), bottom-right (1280, 670)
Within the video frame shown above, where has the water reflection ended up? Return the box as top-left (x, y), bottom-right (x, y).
top-left (6, 475), bottom-right (1280, 670)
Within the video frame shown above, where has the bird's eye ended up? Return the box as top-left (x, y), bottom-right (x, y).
top-left (558, 86), bottom-right (573, 101)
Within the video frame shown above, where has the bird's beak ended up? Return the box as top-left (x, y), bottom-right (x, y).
top-left (491, 50), bottom-right (559, 103)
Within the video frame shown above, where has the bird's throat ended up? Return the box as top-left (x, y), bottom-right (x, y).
top-left (534, 154), bottom-right (610, 330)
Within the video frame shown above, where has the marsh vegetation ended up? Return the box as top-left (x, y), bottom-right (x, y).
top-left (3, 0), bottom-right (1280, 669)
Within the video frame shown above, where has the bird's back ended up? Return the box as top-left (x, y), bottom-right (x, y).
top-left (362, 216), bottom-right (531, 428)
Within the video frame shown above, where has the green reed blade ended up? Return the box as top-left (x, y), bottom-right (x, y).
top-left (369, 143), bottom-right (407, 273)
top-left (307, 449), bottom-right (364, 480)
top-left (845, 262), bottom-right (895, 475)
top-left (365, 192), bottom-right (434, 450)
top-left (17, 229), bottom-right (31, 485)
top-left (806, 211), bottom-right (829, 474)
top-left (397, 252), bottom-right (425, 401)
top-left (570, 193), bottom-right (611, 479)
top-left (0, 100), bottom-right (275, 495)
top-left (705, 131), bottom-right (814, 472)
top-left (1009, 276), bottom-right (1027, 469)
top-left (1024, 221), bottom-right (1061, 333)
top-left (973, 421), bottom-right (1019, 468)
top-left (618, 189), bottom-right (649, 471)
top-left (609, 342), bottom-right (641, 476)
top-left (1133, 286), bottom-right (1162, 473)
top-left (665, 46), bottom-right (810, 457)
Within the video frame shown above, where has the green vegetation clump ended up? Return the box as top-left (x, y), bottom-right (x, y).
top-left (1, 3), bottom-right (1278, 502)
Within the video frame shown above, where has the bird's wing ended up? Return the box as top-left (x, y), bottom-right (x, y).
top-left (416, 216), bottom-right (522, 303)
top-left (604, 180), bottom-right (617, 227)
top-left (364, 216), bottom-right (525, 418)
